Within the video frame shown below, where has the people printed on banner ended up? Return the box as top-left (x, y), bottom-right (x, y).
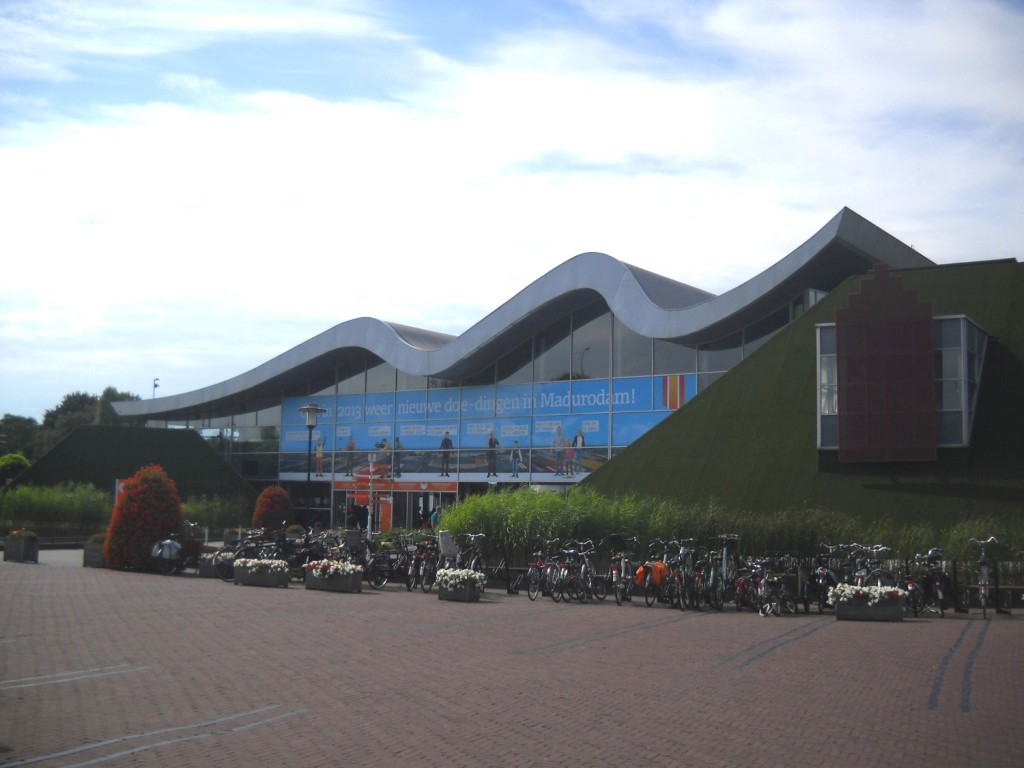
top-left (510, 439), bottom-right (523, 478)
top-left (572, 427), bottom-right (586, 475)
top-left (552, 426), bottom-right (565, 475)
top-left (486, 430), bottom-right (501, 477)
top-left (376, 437), bottom-right (391, 477)
top-left (439, 431), bottom-right (453, 476)
top-left (344, 435), bottom-right (356, 475)
top-left (315, 435), bottom-right (325, 477)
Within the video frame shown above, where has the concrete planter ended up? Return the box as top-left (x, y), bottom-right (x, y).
top-left (835, 597), bottom-right (903, 622)
top-left (197, 557), bottom-right (218, 578)
top-left (4, 536), bottom-right (39, 563)
top-left (83, 541), bottom-right (105, 568)
top-left (438, 583), bottom-right (480, 602)
top-left (304, 572), bottom-right (362, 593)
top-left (234, 566), bottom-right (289, 588)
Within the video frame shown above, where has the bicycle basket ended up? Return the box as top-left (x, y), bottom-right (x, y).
top-left (438, 530), bottom-right (459, 559)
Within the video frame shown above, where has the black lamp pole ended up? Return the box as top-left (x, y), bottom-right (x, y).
top-left (297, 403), bottom-right (326, 524)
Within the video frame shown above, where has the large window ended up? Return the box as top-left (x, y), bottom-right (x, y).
top-left (572, 302), bottom-right (611, 380)
top-left (534, 316), bottom-right (571, 382)
top-left (615, 318), bottom-right (653, 377)
top-left (817, 317), bottom-right (987, 450)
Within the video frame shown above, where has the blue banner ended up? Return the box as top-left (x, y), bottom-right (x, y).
top-left (612, 377), bottom-right (653, 412)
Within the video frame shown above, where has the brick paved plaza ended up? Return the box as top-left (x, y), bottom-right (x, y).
top-left (1, 552), bottom-right (1021, 767)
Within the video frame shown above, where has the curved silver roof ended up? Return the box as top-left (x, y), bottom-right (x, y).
top-left (114, 207), bottom-right (932, 420)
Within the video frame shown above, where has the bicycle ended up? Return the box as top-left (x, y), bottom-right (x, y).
top-left (606, 534), bottom-right (637, 606)
top-left (967, 536), bottom-right (998, 619)
top-left (642, 538), bottom-right (680, 608)
top-left (526, 539), bottom-right (559, 601)
top-left (151, 520), bottom-right (204, 575)
top-left (913, 547), bottom-right (950, 617)
top-left (807, 544), bottom-right (843, 613)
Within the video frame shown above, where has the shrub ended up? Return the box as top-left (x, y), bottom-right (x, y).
top-left (251, 485), bottom-right (293, 530)
top-left (0, 453), bottom-right (30, 484)
top-left (0, 482), bottom-right (112, 534)
top-left (103, 464), bottom-right (183, 570)
top-left (182, 494), bottom-right (250, 531)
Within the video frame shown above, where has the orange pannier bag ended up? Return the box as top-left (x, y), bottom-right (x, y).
top-left (651, 561), bottom-right (669, 586)
top-left (634, 565), bottom-right (646, 588)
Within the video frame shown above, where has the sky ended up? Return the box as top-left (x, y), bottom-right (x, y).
top-left (1, 0), bottom-right (1022, 423)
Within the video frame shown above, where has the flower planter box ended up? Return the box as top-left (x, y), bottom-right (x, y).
top-left (304, 572), bottom-right (362, 593)
top-left (3, 536), bottom-right (39, 563)
top-left (835, 597), bottom-right (903, 622)
top-left (234, 566), bottom-right (289, 588)
top-left (197, 557), bottom-right (218, 578)
top-left (438, 583), bottom-right (480, 602)
top-left (82, 541), bottom-right (105, 568)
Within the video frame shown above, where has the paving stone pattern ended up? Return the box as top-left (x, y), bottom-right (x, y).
top-left (1, 551), bottom-right (1021, 767)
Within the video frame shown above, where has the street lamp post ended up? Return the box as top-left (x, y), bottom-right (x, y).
top-left (297, 403), bottom-right (327, 525)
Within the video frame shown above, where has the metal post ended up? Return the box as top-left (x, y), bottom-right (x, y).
top-left (305, 423), bottom-right (314, 523)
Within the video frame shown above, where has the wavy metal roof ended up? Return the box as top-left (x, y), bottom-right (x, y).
top-left (114, 207), bottom-right (933, 420)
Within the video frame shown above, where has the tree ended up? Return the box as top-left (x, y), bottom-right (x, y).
top-left (31, 387), bottom-right (143, 456)
top-left (0, 453), bottom-right (30, 484)
top-left (98, 387), bottom-right (143, 426)
top-left (0, 414), bottom-right (39, 459)
top-left (251, 485), bottom-right (293, 530)
top-left (104, 464), bottom-right (183, 570)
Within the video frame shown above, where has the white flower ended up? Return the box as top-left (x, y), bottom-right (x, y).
top-left (436, 568), bottom-right (487, 591)
top-left (234, 558), bottom-right (289, 574)
top-left (827, 583), bottom-right (907, 607)
top-left (304, 559), bottom-right (360, 578)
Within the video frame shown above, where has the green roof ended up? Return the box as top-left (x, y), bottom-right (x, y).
top-left (8, 425), bottom-right (257, 503)
top-left (583, 259), bottom-right (1024, 521)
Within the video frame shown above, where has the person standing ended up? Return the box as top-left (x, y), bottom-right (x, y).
top-left (344, 435), bottom-right (356, 476)
top-left (510, 439), bottom-right (523, 478)
top-left (439, 431), bottom-right (453, 476)
top-left (552, 426), bottom-right (565, 475)
top-left (572, 427), bottom-right (586, 475)
top-left (315, 435), bottom-right (325, 477)
top-left (486, 430), bottom-right (501, 477)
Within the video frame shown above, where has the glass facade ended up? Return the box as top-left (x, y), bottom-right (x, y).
top-left (149, 291), bottom-right (818, 529)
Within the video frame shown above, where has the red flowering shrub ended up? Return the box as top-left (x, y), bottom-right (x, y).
top-left (103, 464), bottom-right (183, 570)
top-left (251, 485), bottom-right (293, 530)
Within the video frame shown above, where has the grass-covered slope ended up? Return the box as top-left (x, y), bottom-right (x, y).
top-left (10, 425), bottom-right (257, 503)
top-left (583, 260), bottom-right (1024, 527)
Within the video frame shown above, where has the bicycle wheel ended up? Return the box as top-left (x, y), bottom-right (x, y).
top-left (710, 575), bottom-right (724, 611)
top-left (782, 594), bottom-right (797, 615)
top-left (771, 594), bottom-right (782, 616)
top-left (421, 561), bottom-right (436, 593)
top-left (157, 554), bottom-right (178, 575)
top-left (817, 586), bottom-right (828, 614)
top-left (527, 570), bottom-right (541, 601)
top-left (212, 548), bottom-right (235, 582)
top-left (644, 577), bottom-right (657, 607)
top-left (550, 572), bottom-right (563, 602)
top-left (592, 571), bottom-right (607, 601)
top-left (692, 581), bottom-right (705, 611)
top-left (406, 563), bottom-right (417, 592)
top-left (368, 562), bottom-right (388, 589)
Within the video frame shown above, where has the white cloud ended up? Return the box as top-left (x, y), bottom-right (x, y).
top-left (1, 0), bottom-right (1022, 421)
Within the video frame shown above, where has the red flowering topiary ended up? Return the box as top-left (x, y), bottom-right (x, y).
top-left (251, 485), bottom-right (293, 531)
top-left (104, 464), bottom-right (183, 570)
